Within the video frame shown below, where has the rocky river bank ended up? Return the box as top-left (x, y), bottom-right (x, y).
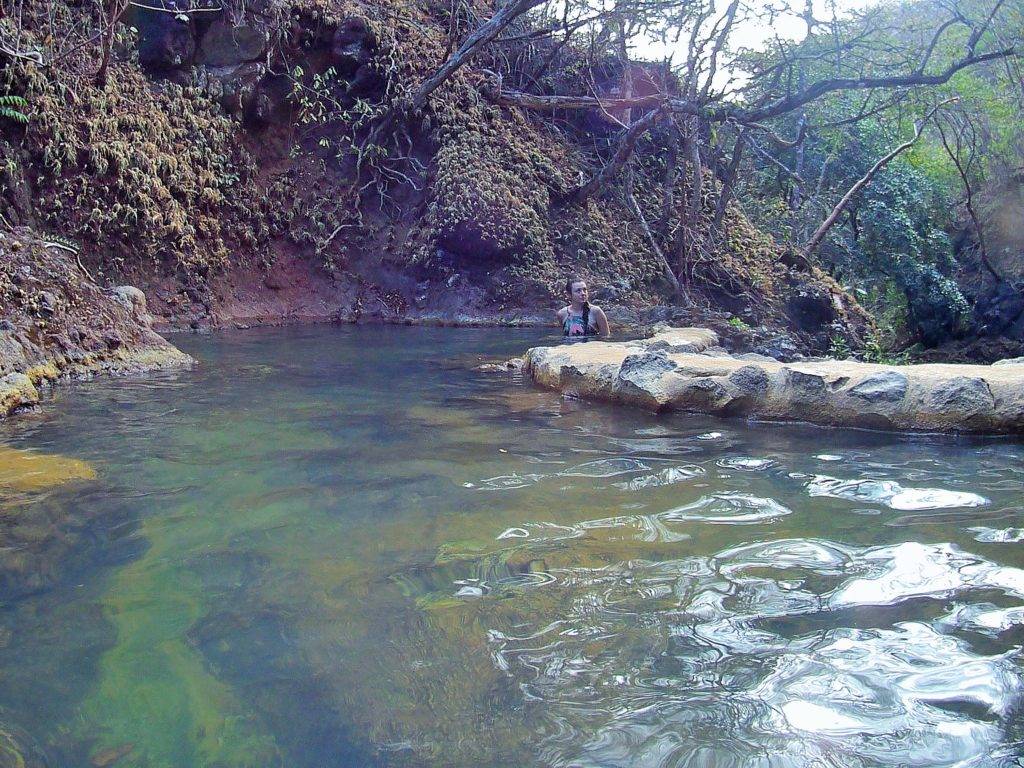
top-left (0, 230), bottom-right (193, 419)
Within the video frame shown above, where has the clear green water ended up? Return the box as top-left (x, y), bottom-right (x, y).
top-left (1, 325), bottom-right (1023, 768)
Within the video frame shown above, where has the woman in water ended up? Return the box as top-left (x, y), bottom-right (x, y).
top-left (556, 276), bottom-right (610, 338)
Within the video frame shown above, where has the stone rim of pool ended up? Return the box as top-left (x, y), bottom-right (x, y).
top-left (524, 327), bottom-right (1024, 434)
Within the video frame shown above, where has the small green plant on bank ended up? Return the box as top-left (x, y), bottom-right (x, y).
top-left (828, 334), bottom-right (852, 360)
top-left (859, 327), bottom-right (910, 365)
top-left (727, 316), bottom-right (751, 331)
top-left (289, 66), bottom-right (384, 161)
top-left (0, 95), bottom-right (28, 124)
top-left (830, 327), bottom-right (909, 365)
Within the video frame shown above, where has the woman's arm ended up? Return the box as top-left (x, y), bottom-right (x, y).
top-left (593, 306), bottom-right (610, 337)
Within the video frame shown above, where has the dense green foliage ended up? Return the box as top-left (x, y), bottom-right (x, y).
top-left (734, 0), bottom-right (1023, 348)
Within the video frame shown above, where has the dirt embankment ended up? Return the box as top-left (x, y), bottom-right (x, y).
top-left (0, 228), bottom-right (192, 418)
top-left (0, 0), bottom-right (874, 369)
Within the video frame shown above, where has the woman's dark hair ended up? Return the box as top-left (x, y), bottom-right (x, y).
top-left (564, 275), bottom-right (585, 295)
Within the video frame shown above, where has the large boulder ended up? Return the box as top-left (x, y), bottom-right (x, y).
top-left (196, 19), bottom-right (267, 66)
top-left (111, 285), bottom-right (150, 321)
top-left (0, 331), bottom-right (29, 376)
top-left (0, 373), bottom-right (38, 414)
top-left (925, 377), bottom-right (994, 426)
top-left (847, 371), bottom-right (908, 403)
top-left (198, 62), bottom-right (269, 123)
top-left (784, 284), bottom-right (836, 334)
top-left (672, 376), bottom-right (734, 412)
top-left (613, 351), bottom-right (679, 408)
top-left (129, 5), bottom-right (196, 70)
top-left (330, 17), bottom-right (380, 92)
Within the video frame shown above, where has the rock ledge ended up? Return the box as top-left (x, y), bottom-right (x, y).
top-left (524, 328), bottom-right (1024, 434)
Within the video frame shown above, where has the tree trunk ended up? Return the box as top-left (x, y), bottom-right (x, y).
top-left (713, 128), bottom-right (748, 229)
top-left (660, 125), bottom-right (680, 233)
top-left (684, 122), bottom-right (702, 220)
top-left (95, 0), bottom-right (128, 87)
top-left (625, 158), bottom-right (680, 294)
top-left (789, 112), bottom-right (807, 209)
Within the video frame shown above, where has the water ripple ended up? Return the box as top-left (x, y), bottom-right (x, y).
top-left (806, 475), bottom-right (989, 510)
top-left (831, 541), bottom-right (1024, 608)
top-left (477, 472), bottom-right (546, 490)
top-left (969, 526), bottom-right (1024, 543)
top-left (482, 536), bottom-right (1024, 768)
top-left (661, 494), bottom-right (793, 525)
top-left (760, 623), bottom-right (1019, 766)
top-left (559, 458), bottom-right (651, 478)
top-left (613, 465), bottom-right (704, 490)
top-left (717, 457), bottom-right (775, 471)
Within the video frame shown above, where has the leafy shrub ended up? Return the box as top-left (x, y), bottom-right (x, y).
top-left (892, 258), bottom-right (970, 346)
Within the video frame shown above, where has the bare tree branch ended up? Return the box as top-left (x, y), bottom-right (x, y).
top-left (804, 100), bottom-right (952, 257)
top-left (728, 45), bottom-right (1018, 124)
top-left (561, 102), bottom-right (669, 205)
top-left (936, 113), bottom-right (1001, 282)
top-left (914, 15), bottom-right (963, 74)
top-left (408, 0), bottom-right (545, 113)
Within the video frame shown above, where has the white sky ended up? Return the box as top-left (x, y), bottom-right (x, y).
top-left (633, 0), bottom-right (876, 60)
top-left (624, 0), bottom-right (877, 93)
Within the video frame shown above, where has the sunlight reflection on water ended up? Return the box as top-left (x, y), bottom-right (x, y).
top-left (0, 326), bottom-right (1022, 767)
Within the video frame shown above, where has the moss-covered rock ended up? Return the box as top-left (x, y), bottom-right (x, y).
top-left (0, 228), bottom-right (193, 419)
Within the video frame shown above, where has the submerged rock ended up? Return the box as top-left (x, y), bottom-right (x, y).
top-left (0, 445), bottom-right (96, 491)
top-left (475, 357), bottom-right (524, 373)
top-left (0, 722), bottom-right (48, 768)
top-left (90, 743), bottom-right (134, 768)
top-left (523, 326), bottom-right (1024, 434)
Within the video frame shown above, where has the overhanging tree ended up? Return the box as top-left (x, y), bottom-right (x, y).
top-left (389, 0), bottom-right (1020, 294)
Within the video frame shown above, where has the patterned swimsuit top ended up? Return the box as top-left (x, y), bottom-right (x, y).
top-left (562, 305), bottom-right (597, 337)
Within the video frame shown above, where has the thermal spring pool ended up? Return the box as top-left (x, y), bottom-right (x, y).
top-left (0, 325), bottom-right (1023, 768)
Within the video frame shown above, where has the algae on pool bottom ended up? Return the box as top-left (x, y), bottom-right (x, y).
top-left (0, 445), bottom-right (96, 491)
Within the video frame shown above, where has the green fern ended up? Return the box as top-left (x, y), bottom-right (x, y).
top-left (0, 95), bottom-right (28, 124)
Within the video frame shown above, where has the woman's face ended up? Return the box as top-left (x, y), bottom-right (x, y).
top-left (569, 281), bottom-right (588, 304)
